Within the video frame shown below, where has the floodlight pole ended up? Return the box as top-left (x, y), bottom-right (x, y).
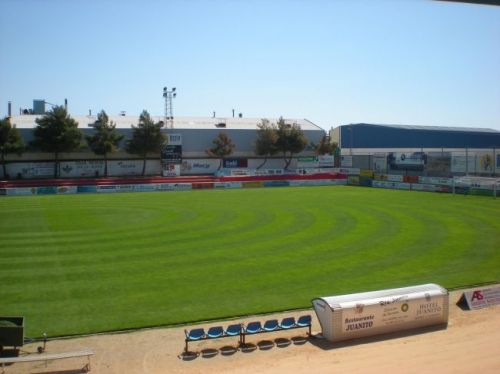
top-left (163, 86), bottom-right (177, 129)
top-left (348, 125), bottom-right (353, 156)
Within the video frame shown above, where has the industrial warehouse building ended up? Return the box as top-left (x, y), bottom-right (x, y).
top-left (330, 123), bottom-right (500, 176)
top-left (330, 123), bottom-right (500, 153)
top-left (1, 114), bottom-right (326, 179)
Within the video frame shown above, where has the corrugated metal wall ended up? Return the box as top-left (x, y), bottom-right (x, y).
top-left (339, 124), bottom-right (500, 149)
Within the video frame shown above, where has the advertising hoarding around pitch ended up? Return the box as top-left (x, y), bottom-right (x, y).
top-left (459, 286), bottom-right (500, 310)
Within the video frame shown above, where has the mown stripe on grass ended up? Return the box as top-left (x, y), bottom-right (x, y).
top-left (1, 186), bottom-right (499, 337)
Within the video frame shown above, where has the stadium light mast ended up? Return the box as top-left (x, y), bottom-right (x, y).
top-left (163, 86), bottom-right (177, 129)
top-left (348, 125), bottom-right (354, 155)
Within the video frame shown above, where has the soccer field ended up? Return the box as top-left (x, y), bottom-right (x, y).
top-left (1, 186), bottom-right (499, 338)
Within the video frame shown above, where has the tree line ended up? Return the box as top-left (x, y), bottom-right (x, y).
top-left (1, 107), bottom-right (336, 179)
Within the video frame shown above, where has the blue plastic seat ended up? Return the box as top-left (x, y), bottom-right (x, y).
top-left (280, 317), bottom-right (296, 329)
top-left (263, 319), bottom-right (279, 331)
top-left (186, 328), bottom-right (205, 341)
top-left (297, 315), bottom-right (311, 327)
top-left (245, 321), bottom-right (262, 334)
top-left (207, 326), bottom-right (224, 338)
top-left (225, 323), bottom-right (241, 336)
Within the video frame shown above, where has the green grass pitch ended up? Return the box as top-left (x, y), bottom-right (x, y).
top-left (1, 186), bottom-right (499, 338)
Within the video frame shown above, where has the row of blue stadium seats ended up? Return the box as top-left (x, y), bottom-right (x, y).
top-left (184, 315), bottom-right (312, 352)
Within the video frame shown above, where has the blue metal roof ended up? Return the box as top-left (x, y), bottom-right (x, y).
top-left (340, 123), bottom-right (500, 149)
top-left (368, 123), bottom-right (499, 133)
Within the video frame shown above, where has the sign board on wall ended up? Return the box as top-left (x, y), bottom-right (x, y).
top-left (296, 156), bottom-right (333, 168)
top-left (297, 157), bottom-right (318, 168)
top-left (5, 162), bottom-right (54, 179)
top-left (223, 158), bottom-right (248, 168)
top-left (341, 155), bottom-right (353, 168)
top-left (181, 159), bottom-right (220, 175)
top-left (60, 160), bottom-right (104, 178)
top-left (318, 155), bottom-right (334, 167)
top-left (451, 155), bottom-right (476, 173)
top-left (372, 154), bottom-right (387, 172)
top-left (166, 133), bottom-right (182, 145)
top-left (161, 145), bottom-right (182, 163)
top-left (387, 152), bottom-right (426, 171)
top-left (476, 153), bottom-right (494, 173)
top-left (248, 158), bottom-right (288, 170)
top-left (108, 160), bottom-right (160, 176)
top-left (426, 153), bottom-right (451, 174)
top-left (162, 163), bottom-right (180, 177)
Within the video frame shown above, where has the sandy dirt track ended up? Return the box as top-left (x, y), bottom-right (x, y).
top-left (11, 287), bottom-right (500, 374)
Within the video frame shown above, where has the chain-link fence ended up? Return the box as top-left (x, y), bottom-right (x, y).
top-left (340, 148), bottom-right (499, 177)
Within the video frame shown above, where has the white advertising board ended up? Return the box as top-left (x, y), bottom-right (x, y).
top-left (418, 176), bottom-right (452, 185)
top-left (451, 155), bottom-right (476, 173)
top-left (5, 162), bottom-right (54, 179)
top-left (372, 181), bottom-right (410, 190)
top-left (108, 160), bottom-right (161, 176)
top-left (162, 163), bottom-right (180, 177)
top-left (373, 154), bottom-right (387, 172)
top-left (181, 159), bottom-right (220, 175)
top-left (476, 152), bottom-right (494, 173)
top-left (338, 168), bottom-right (360, 175)
top-left (387, 174), bottom-right (404, 182)
top-left (318, 155), bottom-right (334, 167)
top-left (60, 160), bottom-right (104, 178)
top-left (410, 183), bottom-right (439, 192)
top-left (6, 187), bottom-right (38, 196)
top-left (230, 169), bottom-right (251, 176)
top-left (341, 155), bottom-right (353, 168)
top-left (462, 286), bottom-right (500, 310)
top-left (157, 183), bottom-right (192, 191)
top-left (213, 182), bottom-right (243, 189)
top-left (288, 179), bottom-right (344, 187)
top-left (254, 169), bottom-right (286, 176)
top-left (3, 160), bottom-right (163, 179)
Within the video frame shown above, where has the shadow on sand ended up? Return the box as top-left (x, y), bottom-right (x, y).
top-left (309, 324), bottom-right (448, 351)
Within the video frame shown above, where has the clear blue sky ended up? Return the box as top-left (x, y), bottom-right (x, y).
top-left (1, 0), bottom-right (499, 131)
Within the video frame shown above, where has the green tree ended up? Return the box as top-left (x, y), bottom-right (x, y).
top-left (206, 132), bottom-right (235, 170)
top-left (0, 117), bottom-right (25, 179)
top-left (33, 106), bottom-right (82, 178)
top-left (126, 110), bottom-right (166, 176)
top-left (275, 117), bottom-right (308, 169)
top-left (312, 135), bottom-right (338, 155)
top-left (86, 110), bottom-right (124, 177)
top-left (254, 119), bottom-right (279, 169)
